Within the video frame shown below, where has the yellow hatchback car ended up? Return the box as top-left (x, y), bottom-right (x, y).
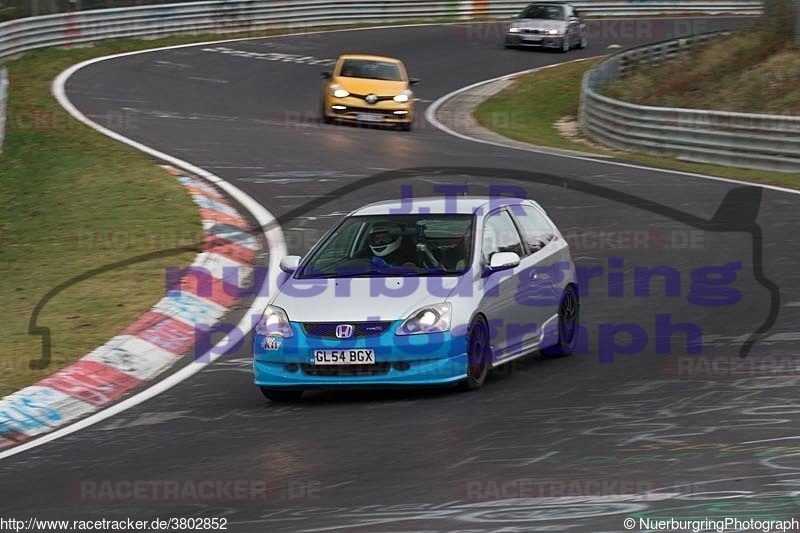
top-left (320, 54), bottom-right (419, 131)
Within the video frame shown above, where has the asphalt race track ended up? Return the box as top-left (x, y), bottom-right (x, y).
top-left (4, 18), bottom-right (800, 532)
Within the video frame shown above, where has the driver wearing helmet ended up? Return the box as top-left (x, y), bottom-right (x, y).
top-left (367, 223), bottom-right (417, 268)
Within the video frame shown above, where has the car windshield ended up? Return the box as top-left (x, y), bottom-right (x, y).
top-left (295, 215), bottom-right (475, 278)
top-left (338, 59), bottom-right (404, 81)
top-left (519, 4), bottom-right (565, 19)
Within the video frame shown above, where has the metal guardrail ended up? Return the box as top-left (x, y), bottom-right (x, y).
top-left (579, 33), bottom-right (800, 173)
top-left (0, 67), bottom-right (7, 154)
top-left (0, 0), bottom-right (764, 61)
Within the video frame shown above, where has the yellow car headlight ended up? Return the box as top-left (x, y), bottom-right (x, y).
top-left (393, 90), bottom-right (412, 103)
top-left (330, 84), bottom-right (349, 98)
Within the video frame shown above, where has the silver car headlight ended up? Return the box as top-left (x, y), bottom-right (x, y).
top-left (393, 90), bottom-right (412, 103)
top-left (508, 27), bottom-right (521, 33)
top-left (396, 303), bottom-right (451, 335)
top-left (330, 85), bottom-right (349, 98)
top-left (547, 29), bottom-right (561, 35)
top-left (256, 305), bottom-right (294, 337)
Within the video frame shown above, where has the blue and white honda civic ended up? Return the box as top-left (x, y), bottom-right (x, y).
top-left (252, 196), bottom-right (579, 401)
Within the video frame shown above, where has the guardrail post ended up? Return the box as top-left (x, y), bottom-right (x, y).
top-left (0, 67), bottom-right (8, 155)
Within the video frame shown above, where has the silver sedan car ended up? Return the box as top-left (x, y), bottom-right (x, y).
top-left (253, 196), bottom-right (580, 401)
top-left (505, 2), bottom-right (588, 52)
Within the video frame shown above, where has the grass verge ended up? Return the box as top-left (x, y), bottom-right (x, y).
top-left (474, 57), bottom-right (800, 189)
top-left (603, 31), bottom-right (800, 114)
top-left (0, 43), bottom-right (206, 398)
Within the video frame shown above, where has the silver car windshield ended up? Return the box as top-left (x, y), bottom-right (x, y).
top-left (519, 4), bottom-right (565, 19)
top-left (296, 215), bottom-right (475, 278)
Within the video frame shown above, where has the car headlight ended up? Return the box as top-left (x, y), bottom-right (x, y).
top-left (393, 90), bottom-right (412, 103)
top-left (547, 29), bottom-right (561, 35)
top-left (255, 305), bottom-right (293, 337)
top-left (508, 27), bottom-right (521, 33)
top-left (330, 85), bottom-right (349, 98)
top-left (396, 303), bottom-right (451, 335)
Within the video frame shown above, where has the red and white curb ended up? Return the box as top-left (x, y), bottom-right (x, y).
top-left (0, 165), bottom-right (263, 449)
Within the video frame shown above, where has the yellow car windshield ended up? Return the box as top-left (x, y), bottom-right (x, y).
top-left (339, 60), bottom-right (403, 81)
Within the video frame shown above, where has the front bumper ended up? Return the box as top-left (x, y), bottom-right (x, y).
top-left (324, 96), bottom-right (414, 125)
top-left (253, 321), bottom-right (468, 388)
top-left (505, 33), bottom-right (565, 48)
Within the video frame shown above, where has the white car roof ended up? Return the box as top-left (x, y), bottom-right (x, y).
top-left (350, 196), bottom-right (537, 216)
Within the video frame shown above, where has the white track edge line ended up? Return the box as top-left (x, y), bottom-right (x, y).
top-left (424, 58), bottom-right (800, 197)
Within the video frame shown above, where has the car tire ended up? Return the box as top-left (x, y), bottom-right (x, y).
top-left (400, 121), bottom-right (412, 132)
top-left (260, 388), bottom-right (304, 402)
top-left (460, 315), bottom-right (491, 391)
top-left (541, 284), bottom-right (580, 358)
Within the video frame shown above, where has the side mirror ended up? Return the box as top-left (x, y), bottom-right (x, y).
top-left (487, 251), bottom-right (520, 273)
top-left (279, 255), bottom-right (301, 273)
top-left (409, 78), bottom-right (420, 86)
top-left (321, 71), bottom-right (332, 79)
